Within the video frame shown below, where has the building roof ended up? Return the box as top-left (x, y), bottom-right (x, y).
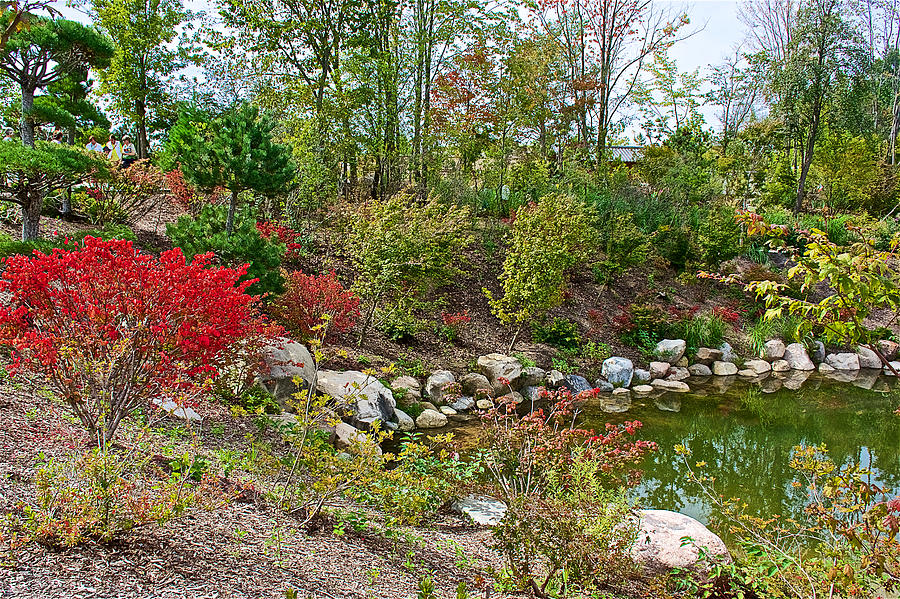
top-left (607, 146), bottom-right (643, 163)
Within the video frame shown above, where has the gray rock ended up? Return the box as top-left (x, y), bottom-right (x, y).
top-left (818, 362), bottom-right (836, 373)
top-left (391, 375), bottom-right (422, 401)
top-left (631, 510), bottom-right (731, 573)
top-left (632, 384), bottom-right (655, 394)
top-left (675, 357), bottom-right (690, 368)
top-left (743, 359), bottom-right (772, 375)
top-left (477, 353), bottom-right (524, 392)
top-left (763, 339), bottom-right (786, 360)
top-left (612, 387), bottom-right (631, 397)
top-left (497, 391), bottom-right (524, 405)
top-left (693, 347), bottom-right (723, 365)
top-left (856, 346), bottom-right (883, 370)
top-left (649, 361), bottom-right (671, 379)
top-left (783, 343), bottom-right (815, 371)
top-left (562, 374), bottom-right (592, 394)
top-left (655, 339), bottom-right (687, 363)
top-left (459, 372), bottom-right (492, 396)
top-left (475, 399), bottom-right (494, 410)
top-left (633, 368), bottom-right (651, 384)
top-left (259, 339), bottom-right (317, 400)
top-left (450, 396), bottom-right (475, 412)
top-left (452, 495), bottom-right (507, 526)
top-left (593, 379), bottom-right (614, 392)
top-left (520, 366), bottom-right (546, 388)
top-left (601, 357), bottom-right (634, 388)
top-left (771, 359), bottom-right (791, 373)
top-left (712, 361), bottom-right (739, 376)
top-left (424, 370), bottom-right (456, 404)
top-left (520, 385), bottom-right (545, 403)
top-left (667, 367), bottom-right (691, 381)
top-left (650, 379), bottom-right (690, 392)
top-left (688, 364), bottom-right (712, 377)
top-left (317, 370), bottom-right (396, 429)
top-left (825, 353), bottom-right (861, 371)
top-left (439, 405), bottom-right (457, 416)
top-left (393, 408), bottom-right (416, 431)
top-left (718, 342), bottom-right (739, 363)
top-left (545, 369), bottom-right (567, 388)
top-left (415, 408), bottom-right (448, 429)
top-left (877, 340), bottom-right (899, 361)
top-left (737, 369), bottom-right (759, 378)
top-left (810, 340), bottom-right (826, 364)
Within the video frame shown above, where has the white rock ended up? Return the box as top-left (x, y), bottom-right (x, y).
top-left (612, 387), bottom-right (631, 397)
top-left (763, 339), bottom-right (786, 360)
top-left (459, 372), bottom-right (491, 396)
top-left (737, 369), bottom-right (758, 377)
top-left (259, 338), bottom-right (317, 400)
top-left (631, 510), bottom-right (731, 573)
top-left (334, 421), bottom-right (381, 455)
top-left (391, 375), bottom-right (421, 400)
top-left (655, 339), bottom-right (687, 364)
top-left (712, 361), bottom-right (738, 376)
top-left (632, 385), bottom-right (654, 394)
top-left (452, 495), bottom-right (507, 526)
top-left (153, 398), bottom-right (202, 422)
top-left (424, 370), bottom-right (456, 404)
top-left (694, 348), bottom-right (723, 365)
top-left (415, 409), bottom-right (448, 429)
top-left (687, 364), bottom-right (712, 376)
top-left (783, 343), bottom-right (815, 371)
top-left (438, 405), bottom-right (457, 416)
top-left (743, 359), bottom-right (772, 375)
top-left (649, 362), bottom-right (671, 379)
top-left (650, 379), bottom-right (690, 392)
top-left (633, 368), bottom-right (651, 384)
top-left (882, 361), bottom-right (900, 376)
top-left (667, 367), bottom-right (691, 381)
top-left (545, 369), bottom-right (566, 388)
top-left (475, 399), bottom-right (494, 410)
top-left (818, 362), bottom-right (836, 373)
top-left (718, 342), bottom-right (739, 363)
top-left (825, 353), bottom-right (860, 371)
top-left (520, 366), bottom-right (546, 387)
top-left (601, 357), bottom-right (634, 388)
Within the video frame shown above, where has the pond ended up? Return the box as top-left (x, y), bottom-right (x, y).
top-left (579, 374), bottom-right (900, 526)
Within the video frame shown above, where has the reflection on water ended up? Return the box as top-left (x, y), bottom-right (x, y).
top-left (579, 374), bottom-right (900, 525)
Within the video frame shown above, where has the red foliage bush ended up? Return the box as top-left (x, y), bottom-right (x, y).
top-left (0, 237), bottom-right (270, 446)
top-left (271, 271), bottom-right (360, 340)
top-left (164, 169), bottom-right (223, 215)
top-left (256, 221), bottom-right (307, 263)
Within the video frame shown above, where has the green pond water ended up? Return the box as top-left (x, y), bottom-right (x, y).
top-left (579, 373), bottom-right (900, 525)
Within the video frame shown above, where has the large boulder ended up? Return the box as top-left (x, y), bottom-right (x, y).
top-left (633, 368), bottom-right (652, 384)
top-left (415, 408), bottom-right (448, 429)
top-left (631, 510), bottom-right (731, 573)
top-left (655, 339), bottom-right (687, 364)
top-left (743, 359), bottom-right (772, 375)
top-left (334, 421), bottom-right (382, 455)
top-left (825, 353), bottom-right (861, 371)
top-left (317, 370), bottom-right (396, 429)
top-left (259, 339), bottom-right (317, 400)
top-left (667, 367), bottom-right (691, 381)
top-left (601, 357), bottom-right (634, 388)
top-left (783, 343), bottom-right (815, 371)
top-left (762, 339), bottom-right (786, 361)
top-left (718, 342), bottom-right (739, 363)
top-left (459, 372), bottom-right (492, 396)
top-left (477, 353), bottom-right (524, 392)
top-left (393, 408), bottom-right (416, 432)
top-left (693, 348), bottom-right (723, 366)
top-left (856, 346), bottom-right (883, 370)
top-left (712, 361), bottom-right (738, 376)
top-left (424, 370), bottom-right (456, 404)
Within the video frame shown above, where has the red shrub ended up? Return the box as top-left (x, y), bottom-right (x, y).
top-left (165, 169), bottom-right (223, 215)
top-left (0, 237), bottom-right (272, 446)
top-left (271, 271), bottom-right (360, 340)
top-left (256, 221), bottom-right (308, 263)
top-left (713, 305), bottom-right (741, 324)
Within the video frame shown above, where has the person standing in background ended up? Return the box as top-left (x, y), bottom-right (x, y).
top-left (85, 136), bottom-right (104, 152)
top-left (106, 134), bottom-right (122, 164)
top-left (121, 135), bottom-right (137, 169)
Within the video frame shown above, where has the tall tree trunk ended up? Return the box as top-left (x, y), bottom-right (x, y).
top-left (226, 188), bottom-right (238, 235)
top-left (794, 101), bottom-right (822, 213)
top-left (22, 188), bottom-right (41, 241)
top-left (136, 99), bottom-right (149, 159)
top-left (19, 86), bottom-right (35, 148)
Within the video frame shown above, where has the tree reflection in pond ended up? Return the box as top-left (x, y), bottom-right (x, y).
top-left (580, 376), bottom-right (900, 525)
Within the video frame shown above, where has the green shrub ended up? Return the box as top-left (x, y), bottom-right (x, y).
top-left (486, 193), bottom-right (598, 350)
top-left (532, 317), bottom-right (582, 349)
top-left (671, 311), bottom-right (728, 353)
top-left (595, 211), bottom-right (652, 282)
top-left (236, 386), bottom-right (281, 415)
top-left (167, 204), bottom-right (285, 297)
top-left (697, 203), bottom-right (743, 266)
